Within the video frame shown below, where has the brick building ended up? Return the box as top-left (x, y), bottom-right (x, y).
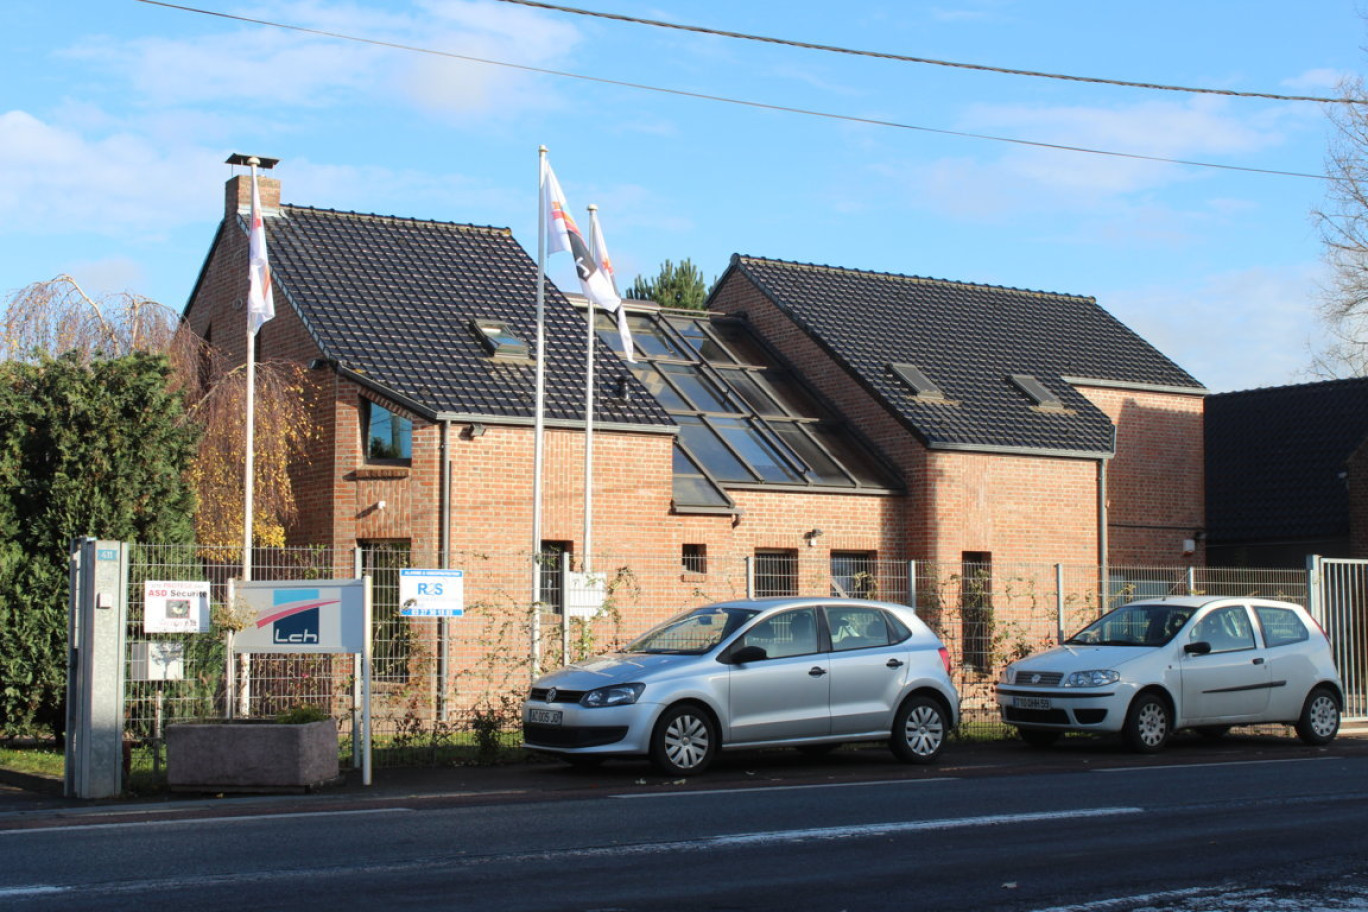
top-left (184, 169), bottom-right (1206, 620)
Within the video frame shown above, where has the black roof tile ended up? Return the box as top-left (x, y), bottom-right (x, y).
top-left (1206, 377), bottom-right (1368, 542)
top-left (260, 206), bottom-right (670, 426)
top-left (727, 256), bottom-right (1204, 456)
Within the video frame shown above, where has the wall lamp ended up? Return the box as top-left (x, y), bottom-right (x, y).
top-left (464, 422), bottom-right (486, 439)
top-left (805, 529), bottom-right (824, 547)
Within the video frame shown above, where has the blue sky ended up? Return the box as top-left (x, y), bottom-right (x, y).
top-left (3, 0), bottom-right (1363, 392)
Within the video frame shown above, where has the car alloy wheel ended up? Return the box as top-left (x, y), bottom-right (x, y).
top-left (650, 703), bottom-right (717, 776)
top-left (1296, 687), bottom-right (1341, 746)
top-left (890, 695), bottom-right (947, 764)
top-left (1123, 692), bottom-right (1172, 753)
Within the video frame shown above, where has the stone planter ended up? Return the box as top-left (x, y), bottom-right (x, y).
top-left (166, 719), bottom-right (341, 793)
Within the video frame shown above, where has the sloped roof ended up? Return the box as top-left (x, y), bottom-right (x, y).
top-left (1206, 377), bottom-right (1368, 543)
top-left (255, 205), bottom-right (670, 427)
top-left (724, 256), bottom-right (1204, 457)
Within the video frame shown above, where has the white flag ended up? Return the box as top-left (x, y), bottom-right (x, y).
top-left (247, 172), bottom-right (275, 334)
top-left (542, 161), bottom-right (622, 320)
top-left (589, 210), bottom-right (636, 363)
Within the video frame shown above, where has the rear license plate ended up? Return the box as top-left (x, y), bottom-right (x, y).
top-left (529, 708), bottom-right (562, 725)
top-left (1013, 696), bottom-right (1052, 710)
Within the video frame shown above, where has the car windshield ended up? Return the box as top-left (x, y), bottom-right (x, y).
top-left (1065, 603), bottom-right (1194, 647)
top-left (625, 606), bottom-right (760, 655)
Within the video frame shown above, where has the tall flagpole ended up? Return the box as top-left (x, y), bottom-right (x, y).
top-left (584, 205), bottom-right (600, 576)
top-left (242, 161), bottom-right (260, 585)
top-left (532, 147), bottom-right (549, 674)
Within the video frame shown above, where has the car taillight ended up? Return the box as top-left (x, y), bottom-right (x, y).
top-left (939, 646), bottom-right (952, 676)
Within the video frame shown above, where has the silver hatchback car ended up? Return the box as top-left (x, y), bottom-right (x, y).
top-left (996, 595), bottom-right (1344, 752)
top-left (522, 597), bottom-right (960, 775)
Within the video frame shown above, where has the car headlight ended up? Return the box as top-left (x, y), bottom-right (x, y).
top-left (580, 683), bottom-right (645, 707)
top-left (1062, 669), bottom-right (1120, 688)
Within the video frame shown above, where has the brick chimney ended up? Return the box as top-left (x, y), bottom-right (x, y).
top-left (224, 153), bottom-right (282, 219)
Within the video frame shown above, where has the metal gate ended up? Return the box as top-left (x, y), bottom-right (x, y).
top-left (1309, 556), bottom-right (1368, 721)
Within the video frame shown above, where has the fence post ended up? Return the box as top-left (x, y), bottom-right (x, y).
top-left (1055, 564), bottom-right (1065, 644)
top-left (1306, 554), bottom-right (1323, 624)
top-left (907, 560), bottom-right (918, 614)
top-left (745, 555), bottom-right (754, 599)
top-left (353, 546), bottom-right (363, 771)
top-left (1186, 565), bottom-right (1196, 595)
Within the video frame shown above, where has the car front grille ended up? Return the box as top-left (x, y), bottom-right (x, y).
top-left (523, 724), bottom-right (628, 748)
top-left (529, 688), bottom-right (587, 704)
top-left (1004, 707), bottom-right (1071, 724)
top-left (1010, 671), bottom-right (1064, 687)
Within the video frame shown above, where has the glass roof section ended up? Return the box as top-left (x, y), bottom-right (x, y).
top-left (596, 310), bottom-right (901, 510)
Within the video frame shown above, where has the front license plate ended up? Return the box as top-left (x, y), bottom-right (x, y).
top-left (1013, 696), bottom-right (1052, 710)
top-left (529, 708), bottom-right (562, 725)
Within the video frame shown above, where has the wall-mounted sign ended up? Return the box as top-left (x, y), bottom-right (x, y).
top-left (143, 581), bottom-right (211, 633)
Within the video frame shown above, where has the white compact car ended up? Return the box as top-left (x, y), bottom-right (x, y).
top-left (996, 595), bottom-right (1343, 752)
top-left (522, 597), bottom-right (960, 775)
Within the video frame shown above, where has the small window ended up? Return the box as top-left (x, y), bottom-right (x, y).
top-left (471, 319), bottom-right (530, 360)
top-left (889, 363), bottom-right (945, 400)
top-left (1255, 606), bottom-right (1310, 648)
top-left (1009, 374), bottom-right (1065, 411)
top-left (682, 544), bottom-right (708, 574)
top-left (363, 399), bottom-right (412, 462)
top-left (831, 551), bottom-right (878, 598)
top-left (754, 549), bottom-right (798, 597)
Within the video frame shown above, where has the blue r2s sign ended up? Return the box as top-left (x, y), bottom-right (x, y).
top-left (399, 569), bottom-right (465, 617)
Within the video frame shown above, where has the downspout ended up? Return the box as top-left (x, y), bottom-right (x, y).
top-left (1098, 424), bottom-right (1115, 612)
top-left (437, 420), bottom-right (451, 722)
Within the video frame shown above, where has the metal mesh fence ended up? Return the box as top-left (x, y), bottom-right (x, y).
top-left (120, 545), bottom-right (1313, 769)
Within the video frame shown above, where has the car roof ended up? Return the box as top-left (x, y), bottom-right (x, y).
top-left (1120, 595), bottom-right (1306, 611)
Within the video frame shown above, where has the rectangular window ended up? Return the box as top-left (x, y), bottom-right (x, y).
top-left (682, 544), bottom-right (708, 574)
top-left (539, 541), bottom-right (572, 614)
top-left (961, 552), bottom-right (993, 673)
top-left (361, 541), bottom-right (411, 683)
top-left (831, 551), bottom-right (878, 599)
top-left (364, 399), bottom-right (412, 462)
top-left (754, 549), bottom-right (798, 597)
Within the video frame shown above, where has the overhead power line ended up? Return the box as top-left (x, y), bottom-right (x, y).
top-left (135, 0), bottom-right (1329, 181)
top-left (496, 0), bottom-right (1357, 106)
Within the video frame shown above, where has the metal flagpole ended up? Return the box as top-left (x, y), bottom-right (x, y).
top-left (584, 205), bottom-right (600, 577)
top-left (242, 162), bottom-right (259, 585)
top-left (532, 148), bottom-right (549, 674)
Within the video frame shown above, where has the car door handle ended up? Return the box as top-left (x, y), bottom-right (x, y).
top-left (1252, 657), bottom-right (1265, 665)
top-left (809, 667), bottom-right (827, 677)
top-left (886, 658), bottom-right (904, 668)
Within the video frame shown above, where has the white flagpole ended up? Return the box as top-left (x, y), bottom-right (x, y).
top-left (584, 204), bottom-right (600, 576)
top-left (532, 147), bottom-right (549, 674)
top-left (242, 161), bottom-right (260, 585)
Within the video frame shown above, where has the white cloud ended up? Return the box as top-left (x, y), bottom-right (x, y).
top-left (1106, 263), bottom-right (1328, 393)
top-left (0, 111), bottom-right (223, 236)
top-left (60, 0), bottom-right (582, 121)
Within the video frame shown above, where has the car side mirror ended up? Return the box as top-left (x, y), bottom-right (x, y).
top-left (729, 645), bottom-right (768, 665)
top-left (1184, 641), bottom-right (1212, 656)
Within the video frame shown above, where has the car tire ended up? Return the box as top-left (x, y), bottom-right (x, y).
top-left (1019, 728), bottom-right (1061, 748)
top-left (890, 695), bottom-right (948, 764)
top-left (650, 703), bottom-right (717, 776)
top-left (1295, 686), bottom-right (1341, 746)
top-left (1122, 692), bottom-right (1172, 753)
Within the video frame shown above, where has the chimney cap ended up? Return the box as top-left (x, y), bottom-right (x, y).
top-left (225, 153), bottom-right (280, 169)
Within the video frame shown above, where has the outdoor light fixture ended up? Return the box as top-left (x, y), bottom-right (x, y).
top-left (464, 423), bottom-right (486, 439)
top-left (805, 529), bottom-right (824, 547)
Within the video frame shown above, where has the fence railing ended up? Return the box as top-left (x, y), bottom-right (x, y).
top-left (119, 545), bottom-right (1313, 768)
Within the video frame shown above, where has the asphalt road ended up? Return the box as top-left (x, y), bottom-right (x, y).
top-left (2, 732), bottom-right (1367, 911)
